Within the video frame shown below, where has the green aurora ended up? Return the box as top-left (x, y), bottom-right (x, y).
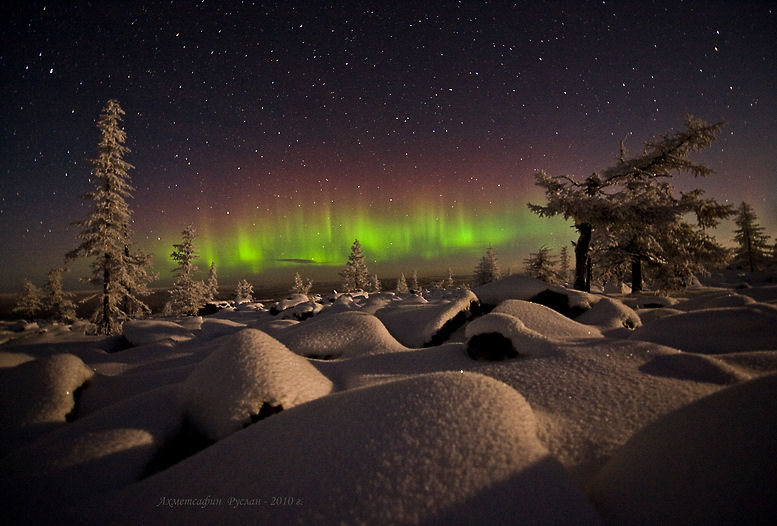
top-left (154, 197), bottom-right (572, 283)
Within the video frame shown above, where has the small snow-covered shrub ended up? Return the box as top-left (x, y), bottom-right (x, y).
top-left (182, 329), bottom-right (333, 440)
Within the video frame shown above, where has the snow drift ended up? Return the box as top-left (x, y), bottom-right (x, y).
top-left (89, 372), bottom-right (601, 525)
top-left (182, 328), bottom-right (333, 440)
top-left (588, 372), bottom-right (777, 525)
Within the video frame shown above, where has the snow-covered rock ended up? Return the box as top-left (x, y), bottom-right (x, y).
top-left (268, 293), bottom-right (310, 314)
top-left (604, 281), bottom-right (631, 294)
top-left (198, 317), bottom-right (247, 340)
top-left (182, 328), bottom-right (333, 440)
top-left (473, 274), bottom-right (594, 312)
top-left (122, 319), bottom-right (196, 346)
top-left (588, 373), bottom-right (777, 525)
top-left (465, 312), bottom-right (555, 358)
top-left (630, 304), bottom-right (777, 354)
top-left (0, 353), bottom-right (94, 428)
top-left (374, 288), bottom-right (478, 347)
top-left (575, 296), bottom-right (642, 332)
top-left (493, 300), bottom-right (603, 340)
top-left (274, 310), bottom-right (407, 359)
top-left (87, 372), bottom-right (601, 525)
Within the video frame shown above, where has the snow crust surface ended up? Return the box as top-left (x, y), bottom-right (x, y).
top-left (1, 275), bottom-right (776, 525)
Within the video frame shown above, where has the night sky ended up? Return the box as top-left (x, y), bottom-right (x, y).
top-left (1, 1), bottom-right (775, 292)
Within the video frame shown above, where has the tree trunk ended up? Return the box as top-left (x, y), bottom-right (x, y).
top-left (573, 223), bottom-right (592, 292)
top-left (631, 256), bottom-right (643, 293)
top-left (103, 253), bottom-right (111, 334)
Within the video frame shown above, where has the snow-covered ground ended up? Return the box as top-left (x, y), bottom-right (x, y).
top-left (1, 278), bottom-right (776, 525)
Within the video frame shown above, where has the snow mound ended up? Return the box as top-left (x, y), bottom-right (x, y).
top-left (493, 300), bottom-right (603, 340)
top-left (94, 372), bottom-right (600, 525)
top-left (198, 318), bottom-right (247, 340)
top-left (636, 307), bottom-right (684, 324)
top-left (575, 296), bottom-right (642, 332)
top-left (466, 312), bottom-right (555, 357)
top-left (674, 290), bottom-right (757, 311)
top-left (639, 352), bottom-right (753, 385)
top-left (474, 274), bottom-right (593, 311)
top-left (0, 353), bottom-right (94, 428)
top-left (630, 304), bottom-right (777, 354)
top-left (0, 351), bottom-right (35, 368)
top-left (182, 328), bottom-right (333, 440)
top-left (274, 310), bottom-right (407, 359)
top-left (588, 373), bottom-right (777, 525)
top-left (374, 289), bottom-right (478, 347)
top-left (122, 319), bottom-right (196, 346)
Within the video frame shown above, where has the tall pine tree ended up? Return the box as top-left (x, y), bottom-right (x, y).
top-left (164, 224), bottom-right (207, 316)
top-left (340, 239), bottom-right (370, 292)
top-left (524, 246), bottom-right (562, 284)
top-left (67, 99), bottom-right (155, 334)
top-left (732, 202), bottom-right (771, 272)
top-left (529, 116), bottom-right (728, 292)
top-left (473, 246), bottom-right (500, 286)
top-left (45, 267), bottom-right (76, 322)
top-left (13, 279), bottom-right (44, 319)
top-left (205, 261), bottom-right (219, 301)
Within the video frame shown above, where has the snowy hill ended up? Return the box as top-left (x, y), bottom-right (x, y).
top-left (1, 277), bottom-right (776, 525)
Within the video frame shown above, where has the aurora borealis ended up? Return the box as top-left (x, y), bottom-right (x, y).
top-left (155, 193), bottom-right (569, 280)
top-left (1, 2), bottom-right (776, 291)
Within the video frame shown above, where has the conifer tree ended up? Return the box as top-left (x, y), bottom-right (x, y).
top-left (45, 267), bottom-right (76, 322)
top-left (205, 262), bottom-right (219, 301)
top-left (14, 279), bottom-right (44, 319)
top-left (164, 224), bottom-right (207, 316)
top-left (370, 274), bottom-right (381, 292)
top-left (340, 239), bottom-right (370, 292)
top-left (559, 246), bottom-right (571, 285)
top-left (291, 272), bottom-right (313, 295)
top-left (524, 246), bottom-right (562, 284)
top-left (473, 246), bottom-right (500, 286)
top-left (445, 268), bottom-right (455, 288)
top-left (234, 279), bottom-right (254, 303)
top-left (529, 116), bottom-right (726, 292)
top-left (732, 202), bottom-right (771, 272)
top-left (410, 269), bottom-right (420, 292)
top-left (66, 99), bottom-right (155, 333)
top-left (395, 272), bottom-right (409, 293)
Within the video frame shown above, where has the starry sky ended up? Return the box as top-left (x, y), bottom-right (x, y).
top-left (1, 1), bottom-right (776, 292)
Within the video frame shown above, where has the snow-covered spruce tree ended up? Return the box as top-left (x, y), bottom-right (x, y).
top-left (205, 261), bottom-right (219, 301)
top-left (395, 272), bottom-right (409, 293)
top-left (410, 269), bottom-right (420, 292)
top-left (291, 272), bottom-right (313, 295)
top-left (473, 246), bottom-right (500, 286)
top-left (445, 268), bottom-right (455, 288)
top-left (595, 182), bottom-right (733, 292)
top-left (45, 267), bottom-right (76, 322)
top-left (524, 246), bottom-right (562, 284)
top-left (340, 239), bottom-right (370, 292)
top-left (732, 202), bottom-right (771, 273)
top-left (559, 246), bottom-right (571, 286)
top-left (66, 99), bottom-right (155, 334)
top-left (529, 116), bottom-right (726, 292)
top-left (234, 279), bottom-right (254, 304)
top-left (13, 279), bottom-right (44, 319)
top-left (164, 224), bottom-right (208, 316)
top-left (370, 274), bottom-right (381, 292)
